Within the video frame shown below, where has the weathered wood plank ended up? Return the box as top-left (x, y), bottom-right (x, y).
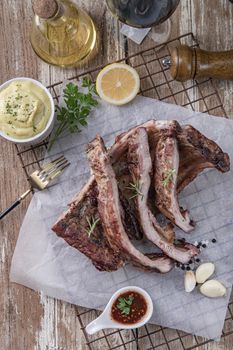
top-left (190, 0), bottom-right (233, 118)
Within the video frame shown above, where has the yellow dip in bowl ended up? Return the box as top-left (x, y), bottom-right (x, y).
top-left (0, 79), bottom-right (52, 139)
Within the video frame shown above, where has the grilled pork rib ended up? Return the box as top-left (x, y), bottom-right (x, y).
top-left (154, 130), bottom-right (195, 232)
top-left (86, 135), bottom-right (174, 273)
top-left (177, 125), bottom-right (230, 192)
top-left (128, 128), bottom-right (199, 263)
top-left (52, 180), bottom-right (125, 271)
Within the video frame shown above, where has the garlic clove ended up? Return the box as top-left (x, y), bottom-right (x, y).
top-left (200, 280), bottom-right (226, 298)
top-left (184, 270), bottom-right (196, 293)
top-left (195, 262), bottom-right (215, 284)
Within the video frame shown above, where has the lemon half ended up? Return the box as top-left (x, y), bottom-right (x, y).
top-left (96, 63), bottom-right (140, 106)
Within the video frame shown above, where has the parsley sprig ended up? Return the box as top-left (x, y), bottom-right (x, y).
top-left (162, 168), bottom-right (176, 187)
top-left (116, 296), bottom-right (134, 315)
top-left (85, 216), bottom-right (100, 237)
top-left (48, 78), bottom-right (98, 151)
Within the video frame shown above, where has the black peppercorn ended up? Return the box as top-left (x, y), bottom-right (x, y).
top-left (212, 238), bottom-right (217, 243)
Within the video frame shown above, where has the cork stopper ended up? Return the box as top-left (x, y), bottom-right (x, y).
top-left (33, 0), bottom-right (59, 19)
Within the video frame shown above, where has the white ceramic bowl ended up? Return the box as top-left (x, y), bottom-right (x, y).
top-left (0, 77), bottom-right (55, 145)
top-left (86, 286), bottom-right (153, 335)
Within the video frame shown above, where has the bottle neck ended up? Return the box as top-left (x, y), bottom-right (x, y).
top-left (33, 0), bottom-right (65, 21)
top-left (48, 1), bottom-right (64, 20)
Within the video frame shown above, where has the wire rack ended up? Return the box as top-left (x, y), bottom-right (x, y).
top-left (15, 32), bottom-right (233, 349)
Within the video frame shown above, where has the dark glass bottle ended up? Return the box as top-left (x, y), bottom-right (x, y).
top-left (106, 0), bottom-right (180, 28)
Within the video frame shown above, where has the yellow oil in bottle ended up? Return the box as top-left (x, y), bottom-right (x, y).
top-left (30, 0), bottom-right (96, 67)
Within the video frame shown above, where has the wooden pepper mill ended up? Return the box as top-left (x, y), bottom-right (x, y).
top-left (163, 45), bottom-right (233, 82)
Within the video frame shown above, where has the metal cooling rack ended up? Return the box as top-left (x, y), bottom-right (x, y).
top-left (15, 32), bottom-right (233, 349)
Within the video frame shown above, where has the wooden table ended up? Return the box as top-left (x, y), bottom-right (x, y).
top-left (1, 0), bottom-right (233, 349)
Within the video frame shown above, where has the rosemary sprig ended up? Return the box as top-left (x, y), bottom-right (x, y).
top-left (162, 168), bottom-right (176, 187)
top-left (117, 295), bottom-right (134, 315)
top-left (126, 180), bottom-right (143, 200)
top-left (85, 216), bottom-right (100, 237)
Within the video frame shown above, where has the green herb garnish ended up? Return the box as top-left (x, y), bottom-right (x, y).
top-left (82, 76), bottom-right (98, 95)
top-left (85, 216), bottom-right (100, 237)
top-left (15, 93), bottom-right (23, 101)
top-left (117, 296), bottom-right (134, 315)
top-left (126, 180), bottom-right (143, 200)
top-left (6, 102), bottom-right (13, 114)
top-left (162, 168), bottom-right (176, 187)
top-left (48, 79), bottom-right (98, 151)
top-left (33, 125), bottom-right (37, 132)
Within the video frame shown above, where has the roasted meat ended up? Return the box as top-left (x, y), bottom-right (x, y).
top-left (153, 124), bottom-right (229, 231)
top-left (177, 125), bottom-right (230, 192)
top-left (86, 135), bottom-right (174, 273)
top-left (52, 119), bottom-right (230, 273)
top-left (52, 180), bottom-right (125, 272)
top-left (128, 127), bottom-right (199, 263)
top-left (69, 119), bottom-right (179, 205)
top-left (154, 129), bottom-right (195, 232)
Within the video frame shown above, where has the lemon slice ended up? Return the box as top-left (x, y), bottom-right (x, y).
top-left (96, 63), bottom-right (140, 106)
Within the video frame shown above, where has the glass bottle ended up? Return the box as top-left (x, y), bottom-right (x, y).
top-left (30, 0), bottom-right (97, 67)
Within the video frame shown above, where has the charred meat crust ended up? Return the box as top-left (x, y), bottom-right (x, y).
top-left (177, 125), bottom-right (230, 192)
top-left (119, 191), bottom-right (143, 240)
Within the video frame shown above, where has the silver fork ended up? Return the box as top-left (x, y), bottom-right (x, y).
top-left (0, 155), bottom-right (70, 220)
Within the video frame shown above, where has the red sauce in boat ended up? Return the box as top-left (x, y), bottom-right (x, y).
top-left (111, 291), bottom-right (147, 325)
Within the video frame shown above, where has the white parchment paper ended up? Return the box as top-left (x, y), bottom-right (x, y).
top-left (10, 96), bottom-right (233, 340)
